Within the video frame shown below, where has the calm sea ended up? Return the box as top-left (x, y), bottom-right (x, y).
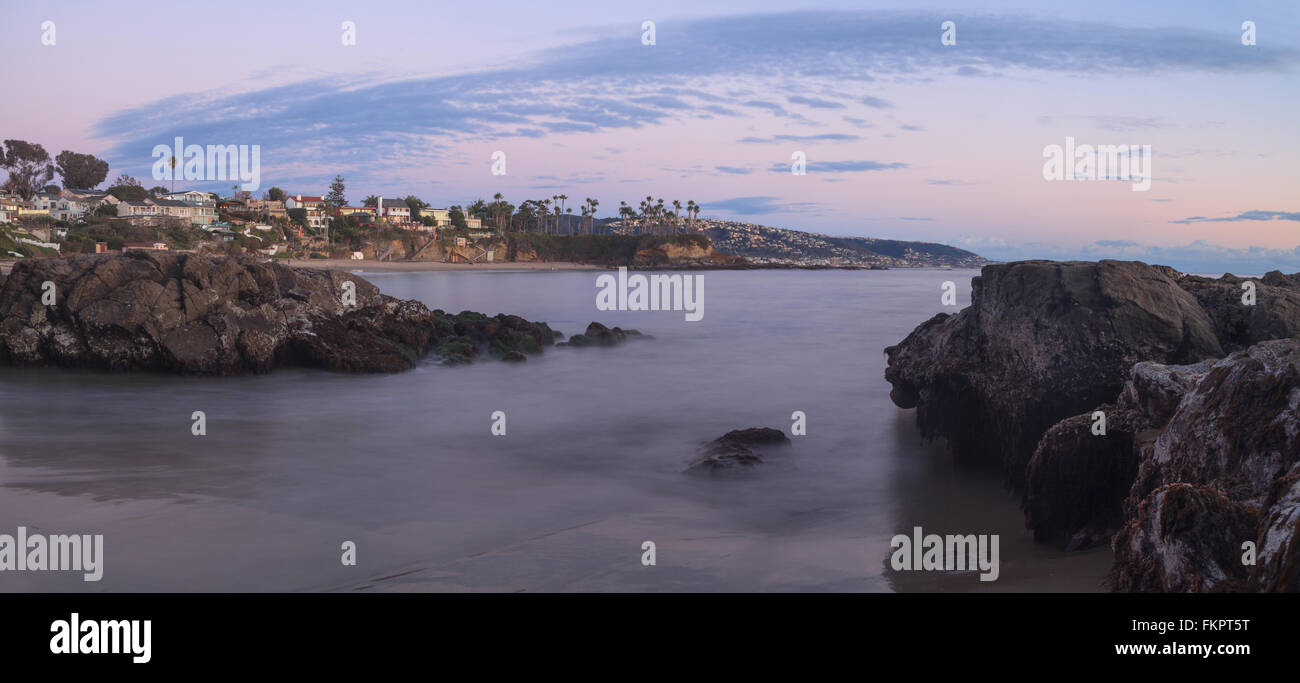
top-left (0, 268), bottom-right (1111, 591)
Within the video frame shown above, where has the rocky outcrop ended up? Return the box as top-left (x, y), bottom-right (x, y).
top-left (885, 260), bottom-right (1224, 483)
top-left (886, 259), bottom-right (1300, 591)
top-left (0, 252), bottom-right (561, 374)
top-left (686, 428), bottom-right (790, 473)
top-left (1176, 271), bottom-right (1300, 352)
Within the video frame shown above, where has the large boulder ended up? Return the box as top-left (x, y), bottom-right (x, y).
top-left (885, 260), bottom-right (1223, 485)
top-left (0, 252), bottom-right (560, 374)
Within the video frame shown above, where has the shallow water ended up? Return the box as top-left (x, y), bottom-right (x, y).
top-left (0, 268), bottom-right (1111, 591)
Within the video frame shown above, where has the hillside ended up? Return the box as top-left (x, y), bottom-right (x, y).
top-left (700, 220), bottom-right (987, 268)
top-left (600, 218), bottom-right (986, 268)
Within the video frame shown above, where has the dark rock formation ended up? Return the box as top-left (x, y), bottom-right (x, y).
top-left (0, 252), bottom-right (560, 374)
top-left (560, 321), bottom-right (645, 347)
top-left (1024, 360), bottom-right (1216, 548)
top-left (1110, 483), bottom-right (1259, 592)
top-left (1176, 271), bottom-right (1300, 352)
top-left (885, 260), bottom-right (1223, 484)
top-left (886, 259), bottom-right (1300, 590)
top-left (686, 427), bottom-right (790, 474)
top-left (1023, 405), bottom-right (1142, 550)
top-left (1109, 339), bottom-right (1300, 591)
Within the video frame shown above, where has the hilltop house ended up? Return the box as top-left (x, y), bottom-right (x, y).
top-left (29, 191), bottom-right (118, 222)
top-left (160, 190), bottom-right (214, 205)
top-left (116, 198), bottom-right (216, 227)
top-left (285, 195), bottom-right (327, 232)
top-left (376, 198), bottom-right (412, 223)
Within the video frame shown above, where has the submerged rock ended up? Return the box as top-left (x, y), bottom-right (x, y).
top-left (0, 253), bottom-right (559, 374)
top-left (686, 427), bottom-right (790, 474)
top-left (559, 321), bottom-right (646, 347)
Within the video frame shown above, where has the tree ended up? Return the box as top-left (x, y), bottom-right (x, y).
top-left (325, 175), bottom-right (347, 210)
top-left (55, 151), bottom-right (110, 190)
top-left (1, 140), bottom-right (56, 200)
top-left (266, 187), bottom-right (286, 201)
top-left (363, 195), bottom-right (379, 207)
top-left (106, 174), bottom-right (148, 201)
top-left (672, 200), bottom-right (682, 234)
top-left (403, 195), bottom-right (425, 220)
top-left (148, 186), bottom-right (169, 197)
top-left (448, 205), bottom-right (468, 230)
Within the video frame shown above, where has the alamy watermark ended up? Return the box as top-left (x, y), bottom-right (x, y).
top-left (152, 136), bottom-right (261, 191)
top-left (889, 526), bottom-right (999, 582)
top-left (0, 526), bottom-right (103, 581)
top-left (596, 267), bottom-right (703, 322)
top-left (1043, 136), bottom-right (1151, 191)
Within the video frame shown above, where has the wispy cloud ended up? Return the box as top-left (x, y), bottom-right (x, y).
top-left (738, 133), bottom-right (861, 144)
top-left (88, 10), bottom-right (1300, 195)
top-left (1172, 210), bottom-right (1300, 224)
top-left (768, 160), bottom-right (908, 173)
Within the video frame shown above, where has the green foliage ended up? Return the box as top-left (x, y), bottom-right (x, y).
top-left (1, 139), bottom-right (56, 199)
top-left (506, 233), bottom-right (709, 265)
top-left (106, 175), bottom-right (147, 201)
top-left (55, 150), bottom-right (109, 189)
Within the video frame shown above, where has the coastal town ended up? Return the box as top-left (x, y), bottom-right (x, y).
top-left (0, 139), bottom-right (985, 269)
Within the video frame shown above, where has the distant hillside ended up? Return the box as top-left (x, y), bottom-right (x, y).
top-left (700, 220), bottom-right (987, 268)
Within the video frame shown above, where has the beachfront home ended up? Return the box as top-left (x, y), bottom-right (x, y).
top-left (161, 190), bottom-right (214, 205)
top-left (285, 195), bottom-right (327, 232)
top-left (0, 197), bottom-right (24, 223)
top-left (376, 198), bottom-right (411, 223)
top-left (115, 198), bottom-right (214, 227)
top-left (245, 198), bottom-right (287, 219)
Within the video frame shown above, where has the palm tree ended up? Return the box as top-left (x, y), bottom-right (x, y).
top-left (672, 200), bottom-right (682, 234)
top-left (169, 156), bottom-right (177, 193)
top-left (557, 194), bottom-right (568, 234)
top-left (586, 198), bottom-right (599, 234)
top-left (686, 200), bottom-right (697, 232)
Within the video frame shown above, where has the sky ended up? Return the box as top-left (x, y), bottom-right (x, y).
top-left (2, 0), bottom-right (1298, 272)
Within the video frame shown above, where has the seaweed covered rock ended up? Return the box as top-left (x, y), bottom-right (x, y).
top-left (1111, 339), bottom-right (1300, 591)
top-left (560, 321), bottom-right (644, 347)
top-left (0, 252), bottom-right (560, 374)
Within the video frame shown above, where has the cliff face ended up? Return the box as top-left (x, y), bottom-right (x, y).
top-left (885, 259), bottom-right (1300, 591)
top-left (0, 252), bottom-right (558, 374)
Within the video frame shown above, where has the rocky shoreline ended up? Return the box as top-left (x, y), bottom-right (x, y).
top-left (0, 252), bottom-right (588, 374)
top-left (885, 260), bottom-right (1300, 591)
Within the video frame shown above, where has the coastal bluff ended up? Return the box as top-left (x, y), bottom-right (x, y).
top-left (884, 260), bottom-right (1300, 591)
top-left (0, 252), bottom-right (561, 374)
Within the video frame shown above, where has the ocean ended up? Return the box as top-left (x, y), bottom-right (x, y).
top-left (0, 268), bottom-right (1112, 591)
